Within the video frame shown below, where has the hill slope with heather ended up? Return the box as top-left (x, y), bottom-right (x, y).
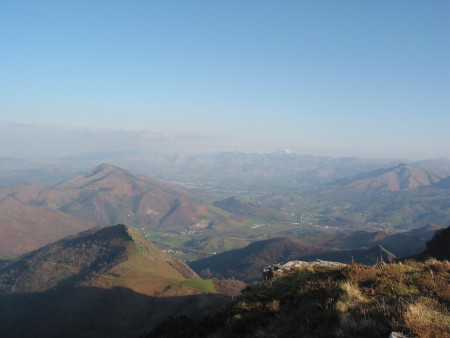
top-left (0, 224), bottom-right (242, 338)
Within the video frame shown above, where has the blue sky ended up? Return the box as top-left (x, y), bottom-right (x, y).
top-left (1, 1), bottom-right (449, 159)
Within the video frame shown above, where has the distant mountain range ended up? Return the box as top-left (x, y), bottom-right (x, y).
top-left (0, 224), bottom-right (241, 338)
top-left (0, 159), bottom-right (449, 259)
top-left (5, 152), bottom-right (449, 187)
top-left (313, 223), bottom-right (445, 257)
top-left (312, 163), bottom-right (450, 228)
top-left (328, 163), bottom-right (443, 198)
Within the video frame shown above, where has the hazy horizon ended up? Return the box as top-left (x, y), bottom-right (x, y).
top-left (1, 1), bottom-right (449, 160)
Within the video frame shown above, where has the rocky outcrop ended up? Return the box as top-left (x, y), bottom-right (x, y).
top-left (262, 259), bottom-right (347, 281)
top-left (389, 332), bottom-right (412, 338)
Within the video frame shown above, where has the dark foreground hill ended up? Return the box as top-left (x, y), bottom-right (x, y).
top-left (147, 259), bottom-right (450, 338)
top-left (0, 224), bottom-right (243, 338)
top-left (422, 225), bottom-right (450, 261)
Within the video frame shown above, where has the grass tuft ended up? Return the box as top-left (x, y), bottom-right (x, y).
top-left (404, 297), bottom-right (450, 338)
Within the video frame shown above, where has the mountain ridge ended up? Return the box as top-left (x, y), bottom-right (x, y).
top-left (0, 224), bottom-right (242, 337)
top-left (0, 224), bottom-right (202, 295)
top-left (330, 163), bottom-right (442, 198)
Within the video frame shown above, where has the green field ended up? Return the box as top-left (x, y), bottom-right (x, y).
top-left (179, 279), bottom-right (216, 293)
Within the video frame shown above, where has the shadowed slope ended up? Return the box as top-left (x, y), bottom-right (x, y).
top-left (190, 236), bottom-right (398, 282)
top-left (425, 225), bottom-right (450, 260)
top-left (0, 224), bottom-right (200, 295)
top-left (189, 237), bottom-right (324, 282)
top-left (0, 287), bottom-right (229, 338)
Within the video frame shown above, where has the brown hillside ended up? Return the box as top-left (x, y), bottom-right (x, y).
top-left (0, 164), bottom-right (224, 256)
top-left (51, 163), bottom-right (214, 228)
top-left (0, 199), bottom-right (95, 257)
top-left (0, 163), bottom-right (216, 229)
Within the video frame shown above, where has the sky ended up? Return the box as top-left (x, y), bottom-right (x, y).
top-left (1, 1), bottom-right (449, 160)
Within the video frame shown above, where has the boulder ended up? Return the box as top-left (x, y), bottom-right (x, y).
top-left (389, 332), bottom-right (412, 338)
top-left (263, 259), bottom-right (347, 281)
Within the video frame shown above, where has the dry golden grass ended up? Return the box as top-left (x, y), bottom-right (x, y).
top-left (404, 297), bottom-right (450, 338)
top-left (147, 259), bottom-right (450, 338)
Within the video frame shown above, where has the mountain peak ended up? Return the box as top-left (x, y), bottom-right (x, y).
top-left (84, 163), bottom-right (128, 178)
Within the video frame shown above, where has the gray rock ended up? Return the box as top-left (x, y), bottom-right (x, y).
top-left (389, 332), bottom-right (412, 338)
top-left (263, 259), bottom-right (347, 281)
